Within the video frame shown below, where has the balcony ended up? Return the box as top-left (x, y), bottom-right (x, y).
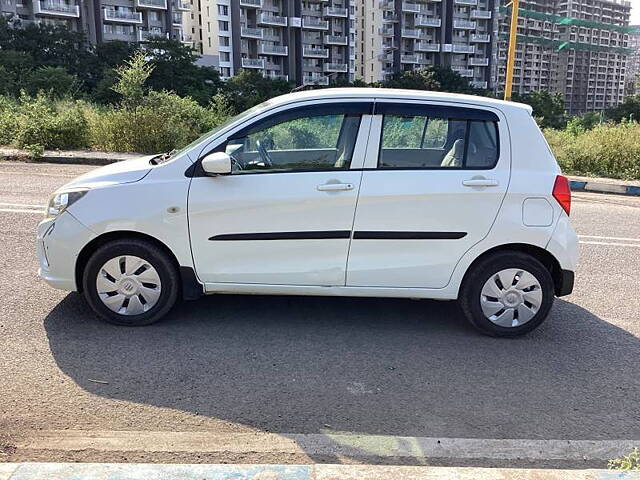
top-left (415, 16), bottom-right (441, 27)
top-left (471, 9), bottom-right (492, 19)
top-left (415, 41), bottom-right (440, 52)
top-left (264, 73), bottom-right (289, 81)
top-left (240, 26), bottom-right (264, 39)
top-left (303, 75), bottom-right (329, 86)
top-left (180, 33), bottom-right (193, 44)
top-left (453, 19), bottom-right (476, 29)
top-left (324, 6), bottom-right (347, 17)
top-left (402, 28), bottom-right (428, 39)
top-left (103, 9), bottom-right (142, 23)
top-left (452, 43), bottom-right (475, 53)
top-left (259, 44), bottom-right (288, 56)
top-left (401, 54), bottom-right (419, 63)
top-left (139, 29), bottom-right (168, 41)
top-left (402, 2), bottom-right (420, 13)
top-left (469, 57), bottom-right (489, 66)
top-left (454, 0), bottom-right (477, 5)
top-left (471, 81), bottom-right (487, 89)
top-left (470, 33), bottom-right (490, 42)
top-left (34, 1), bottom-right (80, 17)
top-left (172, 12), bottom-right (182, 25)
top-left (135, 0), bottom-right (166, 8)
top-left (379, 0), bottom-right (394, 9)
top-left (241, 57), bottom-right (266, 69)
top-left (379, 26), bottom-right (394, 36)
top-left (258, 12), bottom-right (287, 26)
top-left (324, 34), bottom-right (348, 45)
top-left (451, 67), bottom-right (473, 77)
top-left (239, 0), bottom-right (262, 7)
top-left (302, 17), bottom-right (329, 30)
top-left (382, 12), bottom-right (398, 22)
top-left (173, 0), bottom-right (189, 10)
top-left (303, 46), bottom-right (329, 58)
top-left (324, 62), bottom-right (348, 73)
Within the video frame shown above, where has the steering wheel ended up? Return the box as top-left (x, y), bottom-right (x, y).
top-left (256, 140), bottom-right (274, 168)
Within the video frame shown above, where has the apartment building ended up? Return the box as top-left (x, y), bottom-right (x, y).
top-left (189, 1), bottom-right (356, 85)
top-left (356, 0), bottom-right (495, 89)
top-left (627, 25), bottom-right (640, 94)
top-left (0, 0), bottom-right (192, 46)
top-left (495, 0), bottom-right (632, 115)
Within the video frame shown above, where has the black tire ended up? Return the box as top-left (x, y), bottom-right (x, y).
top-left (82, 238), bottom-right (179, 326)
top-left (459, 251), bottom-right (555, 337)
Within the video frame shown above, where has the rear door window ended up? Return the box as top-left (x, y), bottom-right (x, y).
top-left (377, 105), bottom-right (499, 169)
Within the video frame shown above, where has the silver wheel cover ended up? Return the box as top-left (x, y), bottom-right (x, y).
top-left (480, 268), bottom-right (543, 328)
top-left (96, 255), bottom-right (162, 316)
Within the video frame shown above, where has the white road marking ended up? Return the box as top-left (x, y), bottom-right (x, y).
top-left (579, 234), bottom-right (640, 243)
top-left (0, 202), bottom-right (46, 208)
top-left (0, 208), bottom-right (45, 214)
top-left (580, 240), bottom-right (640, 248)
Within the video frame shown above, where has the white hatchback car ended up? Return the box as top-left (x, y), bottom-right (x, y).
top-left (37, 88), bottom-right (578, 336)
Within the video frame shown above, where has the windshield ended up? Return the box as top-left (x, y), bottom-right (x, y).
top-left (164, 99), bottom-right (277, 162)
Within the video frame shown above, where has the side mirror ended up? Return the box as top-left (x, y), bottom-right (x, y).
top-left (201, 152), bottom-right (232, 175)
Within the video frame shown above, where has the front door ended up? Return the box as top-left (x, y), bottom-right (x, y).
top-left (347, 102), bottom-right (510, 289)
top-left (188, 103), bottom-right (370, 286)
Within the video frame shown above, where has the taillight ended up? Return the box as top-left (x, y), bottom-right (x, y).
top-left (552, 175), bottom-right (571, 216)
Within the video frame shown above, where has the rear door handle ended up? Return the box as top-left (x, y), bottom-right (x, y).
top-left (317, 183), bottom-right (354, 192)
top-left (462, 178), bottom-right (499, 187)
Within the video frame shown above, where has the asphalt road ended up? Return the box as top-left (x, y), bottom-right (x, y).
top-left (0, 161), bottom-right (638, 465)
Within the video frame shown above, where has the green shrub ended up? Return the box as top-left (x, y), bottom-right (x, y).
top-left (545, 122), bottom-right (640, 180)
top-left (88, 90), bottom-right (219, 153)
top-left (0, 96), bottom-right (18, 145)
top-left (7, 93), bottom-right (90, 149)
top-left (609, 448), bottom-right (640, 471)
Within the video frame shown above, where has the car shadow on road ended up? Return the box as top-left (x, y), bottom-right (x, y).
top-left (44, 293), bottom-right (639, 453)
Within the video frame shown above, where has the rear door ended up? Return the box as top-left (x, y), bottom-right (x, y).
top-left (346, 101), bottom-right (510, 289)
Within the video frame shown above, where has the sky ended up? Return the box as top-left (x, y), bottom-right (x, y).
top-left (632, 0), bottom-right (640, 26)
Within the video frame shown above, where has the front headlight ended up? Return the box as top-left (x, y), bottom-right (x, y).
top-left (46, 189), bottom-right (88, 219)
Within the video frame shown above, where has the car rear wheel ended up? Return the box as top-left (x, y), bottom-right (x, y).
top-left (82, 239), bottom-right (179, 326)
top-left (459, 251), bottom-right (555, 337)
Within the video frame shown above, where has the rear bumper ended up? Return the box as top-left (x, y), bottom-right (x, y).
top-left (557, 269), bottom-right (574, 297)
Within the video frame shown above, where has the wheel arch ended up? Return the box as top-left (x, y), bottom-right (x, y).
top-left (75, 230), bottom-right (202, 300)
top-left (460, 243), bottom-right (565, 296)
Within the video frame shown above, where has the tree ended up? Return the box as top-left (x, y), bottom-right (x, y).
top-left (25, 66), bottom-right (81, 97)
top-left (0, 50), bottom-right (34, 95)
top-left (513, 90), bottom-right (567, 129)
top-left (606, 95), bottom-right (640, 123)
top-left (380, 66), bottom-right (477, 94)
top-left (222, 69), bottom-right (292, 113)
top-left (382, 69), bottom-right (440, 90)
top-left (112, 52), bottom-right (154, 109)
top-left (141, 37), bottom-right (223, 105)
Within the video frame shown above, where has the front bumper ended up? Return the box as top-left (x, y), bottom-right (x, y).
top-left (37, 211), bottom-right (95, 291)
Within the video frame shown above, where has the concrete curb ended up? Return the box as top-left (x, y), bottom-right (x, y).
top-left (1, 463), bottom-right (639, 480)
top-left (0, 149), bottom-right (144, 166)
top-left (569, 179), bottom-right (640, 197)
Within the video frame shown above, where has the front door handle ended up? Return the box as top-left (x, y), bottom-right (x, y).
top-left (462, 178), bottom-right (499, 187)
top-left (317, 183), bottom-right (354, 192)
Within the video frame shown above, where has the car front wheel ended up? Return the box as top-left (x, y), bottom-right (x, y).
top-left (82, 239), bottom-right (179, 326)
top-left (459, 251), bottom-right (555, 337)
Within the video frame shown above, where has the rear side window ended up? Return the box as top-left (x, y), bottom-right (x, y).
top-left (378, 114), bottom-right (499, 170)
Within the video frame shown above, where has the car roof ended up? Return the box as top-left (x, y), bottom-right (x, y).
top-left (263, 88), bottom-right (533, 115)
